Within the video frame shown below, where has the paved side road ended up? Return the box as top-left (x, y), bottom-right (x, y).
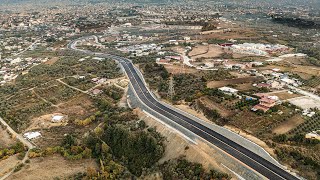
top-left (289, 85), bottom-right (320, 102)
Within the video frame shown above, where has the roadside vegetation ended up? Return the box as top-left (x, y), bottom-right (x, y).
top-left (0, 50), bottom-right (229, 179)
top-left (139, 59), bottom-right (319, 179)
top-left (0, 142), bottom-right (25, 161)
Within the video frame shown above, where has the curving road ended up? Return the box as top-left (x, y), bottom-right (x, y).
top-left (69, 37), bottom-right (299, 180)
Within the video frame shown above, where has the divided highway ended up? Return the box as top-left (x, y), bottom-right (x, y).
top-left (69, 38), bottom-right (299, 180)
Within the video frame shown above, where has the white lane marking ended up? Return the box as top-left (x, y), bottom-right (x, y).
top-left (70, 38), bottom-right (296, 180)
top-left (123, 61), bottom-right (289, 180)
top-left (132, 64), bottom-right (281, 167)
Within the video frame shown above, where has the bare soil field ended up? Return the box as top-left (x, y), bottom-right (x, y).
top-left (29, 95), bottom-right (96, 148)
top-left (207, 76), bottom-right (263, 88)
top-left (230, 109), bottom-right (288, 136)
top-left (190, 45), bottom-right (224, 61)
top-left (0, 126), bottom-right (16, 148)
top-left (44, 57), bottom-right (59, 65)
top-left (232, 53), bottom-right (266, 59)
top-left (267, 91), bottom-right (302, 100)
top-left (272, 115), bottom-right (304, 134)
top-left (32, 118), bottom-right (99, 149)
top-left (0, 154), bottom-right (20, 178)
top-left (294, 65), bottom-right (320, 77)
top-left (7, 155), bottom-right (98, 180)
top-left (170, 46), bottom-right (185, 55)
top-left (283, 57), bottom-right (310, 66)
top-left (288, 96), bottom-right (320, 110)
top-left (57, 94), bottom-right (96, 121)
top-left (229, 71), bottom-right (252, 78)
top-left (25, 113), bottom-right (67, 132)
top-left (257, 65), bottom-right (291, 72)
top-left (236, 83), bottom-right (256, 91)
top-left (189, 45), bottom-right (209, 57)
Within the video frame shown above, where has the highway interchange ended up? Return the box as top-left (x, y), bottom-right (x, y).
top-left (69, 37), bottom-right (300, 180)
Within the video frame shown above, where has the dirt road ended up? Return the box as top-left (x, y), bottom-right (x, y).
top-left (0, 117), bottom-right (35, 180)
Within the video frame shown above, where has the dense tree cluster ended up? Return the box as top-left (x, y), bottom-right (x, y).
top-left (275, 146), bottom-right (320, 180)
top-left (289, 111), bottom-right (320, 135)
top-left (102, 85), bottom-right (124, 101)
top-left (28, 138), bottom-right (92, 161)
top-left (131, 54), bottom-right (159, 64)
top-left (170, 74), bottom-right (206, 102)
top-left (141, 63), bottom-right (169, 97)
top-left (0, 90), bottom-right (53, 132)
top-left (0, 142), bottom-right (25, 161)
top-left (160, 157), bottom-right (230, 180)
top-left (102, 125), bottom-right (165, 176)
top-left (200, 69), bottom-right (235, 81)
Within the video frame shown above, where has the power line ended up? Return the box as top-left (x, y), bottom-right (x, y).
top-left (168, 76), bottom-right (175, 101)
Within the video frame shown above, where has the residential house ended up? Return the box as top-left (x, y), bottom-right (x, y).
top-left (252, 94), bottom-right (279, 112)
top-left (305, 131), bottom-right (320, 140)
top-left (218, 86), bottom-right (239, 95)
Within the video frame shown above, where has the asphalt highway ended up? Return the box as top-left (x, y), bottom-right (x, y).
top-left (69, 38), bottom-right (300, 180)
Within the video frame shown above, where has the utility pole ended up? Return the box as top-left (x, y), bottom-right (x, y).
top-left (168, 76), bottom-right (175, 101)
top-left (179, 60), bottom-right (185, 74)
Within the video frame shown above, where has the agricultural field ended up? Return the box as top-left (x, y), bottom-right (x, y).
top-left (189, 44), bottom-right (224, 61)
top-left (0, 126), bottom-right (16, 148)
top-left (207, 76), bottom-right (263, 88)
top-left (201, 27), bottom-right (260, 42)
top-left (0, 51), bottom-right (123, 133)
top-left (61, 76), bottom-right (96, 91)
top-left (34, 82), bottom-right (81, 105)
top-left (229, 104), bottom-right (298, 139)
top-left (197, 97), bottom-right (234, 118)
top-left (0, 90), bottom-right (55, 132)
top-left (303, 76), bottom-right (320, 88)
top-left (289, 112), bottom-right (320, 135)
top-left (7, 155), bottom-right (98, 180)
top-left (266, 91), bottom-right (302, 100)
top-left (164, 64), bottom-right (199, 74)
top-left (272, 115), bottom-right (304, 134)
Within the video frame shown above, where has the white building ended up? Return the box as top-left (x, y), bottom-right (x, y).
top-left (184, 37), bottom-right (191, 41)
top-left (24, 131), bottom-right (41, 140)
top-left (305, 131), bottom-right (320, 140)
top-left (218, 87), bottom-right (239, 95)
top-left (51, 115), bottom-right (65, 123)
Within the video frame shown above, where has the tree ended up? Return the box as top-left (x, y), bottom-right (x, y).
top-left (82, 147), bottom-right (92, 158)
top-left (62, 134), bottom-right (76, 148)
top-left (101, 142), bottom-right (110, 156)
top-left (273, 134), bottom-right (288, 143)
top-left (86, 167), bottom-right (97, 178)
top-left (94, 127), bottom-right (104, 137)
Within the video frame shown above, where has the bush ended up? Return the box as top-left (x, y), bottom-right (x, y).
top-left (62, 134), bottom-right (76, 148)
top-left (102, 125), bottom-right (165, 176)
top-left (160, 157), bottom-right (230, 180)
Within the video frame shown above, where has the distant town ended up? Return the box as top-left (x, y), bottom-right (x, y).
top-left (0, 0), bottom-right (319, 180)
